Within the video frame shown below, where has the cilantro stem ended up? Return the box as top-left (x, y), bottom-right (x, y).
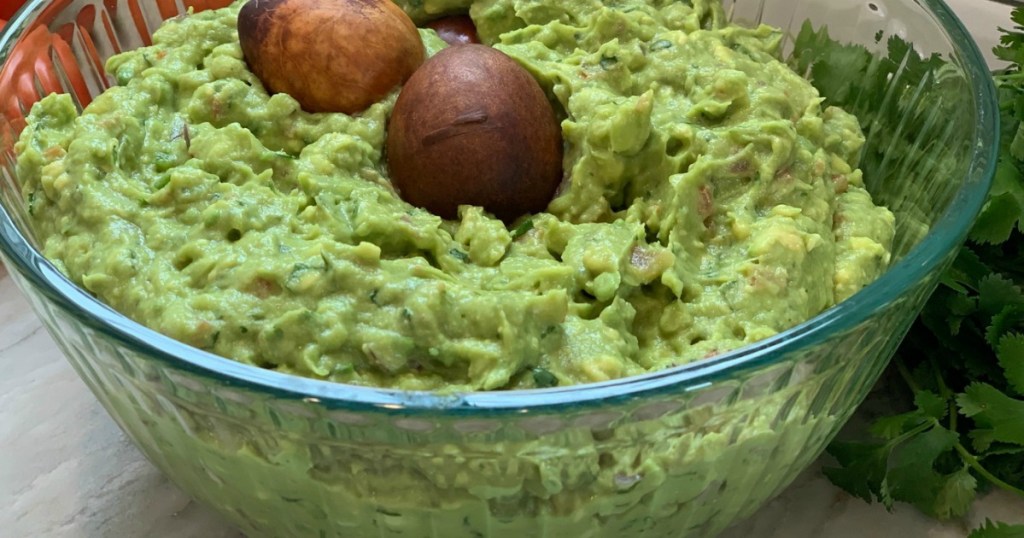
top-left (948, 399), bottom-right (958, 434)
top-left (995, 72), bottom-right (1024, 83)
top-left (932, 367), bottom-right (958, 433)
top-left (892, 419), bottom-right (938, 448)
top-left (953, 442), bottom-right (1024, 498)
top-left (895, 358), bottom-right (923, 394)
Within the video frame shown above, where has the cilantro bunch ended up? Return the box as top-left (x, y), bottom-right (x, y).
top-left (803, 9), bottom-right (1024, 534)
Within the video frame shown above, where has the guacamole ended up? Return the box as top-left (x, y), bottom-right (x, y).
top-left (16, 0), bottom-right (894, 391)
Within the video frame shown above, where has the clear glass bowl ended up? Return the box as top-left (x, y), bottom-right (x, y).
top-left (0, 0), bottom-right (998, 536)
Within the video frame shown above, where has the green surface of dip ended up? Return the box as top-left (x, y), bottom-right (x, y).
top-left (16, 0), bottom-right (895, 391)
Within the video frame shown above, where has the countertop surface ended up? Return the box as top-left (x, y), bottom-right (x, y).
top-left (2, 1), bottom-right (1023, 537)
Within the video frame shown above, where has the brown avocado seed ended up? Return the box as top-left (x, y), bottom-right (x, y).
top-left (237, 0), bottom-right (425, 114)
top-left (425, 15), bottom-right (481, 46)
top-left (386, 44), bottom-right (564, 222)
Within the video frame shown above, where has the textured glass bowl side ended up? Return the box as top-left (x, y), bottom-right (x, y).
top-left (7, 259), bottom-right (939, 537)
top-left (0, 0), bottom-right (997, 537)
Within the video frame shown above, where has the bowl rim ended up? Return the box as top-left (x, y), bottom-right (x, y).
top-left (0, 0), bottom-right (1000, 415)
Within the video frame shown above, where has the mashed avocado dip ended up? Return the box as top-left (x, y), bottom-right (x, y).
top-left (16, 0), bottom-right (894, 391)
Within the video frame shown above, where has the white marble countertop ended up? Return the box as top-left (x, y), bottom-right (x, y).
top-left (2, 1), bottom-right (1023, 536)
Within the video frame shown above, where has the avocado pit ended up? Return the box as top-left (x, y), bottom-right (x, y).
top-left (386, 44), bottom-right (564, 222)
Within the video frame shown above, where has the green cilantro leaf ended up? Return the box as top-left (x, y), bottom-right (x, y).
top-left (943, 247), bottom-right (993, 294)
top-left (973, 157), bottom-right (1024, 243)
top-left (933, 466), bottom-right (978, 520)
top-left (510, 218), bottom-right (534, 239)
top-left (987, 306), bottom-right (1024, 349)
top-left (886, 425), bottom-right (960, 517)
top-left (972, 192), bottom-right (1023, 245)
top-left (947, 293), bottom-right (980, 337)
top-left (915, 390), bottom-right (949, 421)
top-left (1012, 123), bottom-right (1024, 164)
top-left (958, 383), bottom-right (1024, 451)
top-left (869, 410), bottom-right (928, 441)
top-left (978, 274), bottom-right (1024, 318)
top-left (998, 333), bottom-right (1024, 396)
top-left (916, 288), bottom-right (984, 368)
top-left (791, 22), bottom-right (874, 106)
top-left (824, 440), bottom-right (890, 504)
top-left (996, 8), bottom-right (1024, 68)
top-left (970, 519), bottom-right (1024, 538)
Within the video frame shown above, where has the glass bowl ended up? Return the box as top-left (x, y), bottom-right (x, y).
top-left (0, 0), bottom-right (998, 536)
